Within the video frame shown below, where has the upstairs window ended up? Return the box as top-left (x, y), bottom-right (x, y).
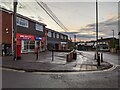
top-left (16, 17), bottom-right (28, 28)
top-left (53, 32), bottom-right (55, 38)
top-left (36, 24), bottom-right (43, 32)
top-left (64, 36), bottom-right (67, 40)
top-left (56, 33), bottom-right (59, 38)
top-left (48, 31), bottom-right (51, 37)
top-left (61, 35), bottom-right (64, 39)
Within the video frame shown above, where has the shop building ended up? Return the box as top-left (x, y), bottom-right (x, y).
top-left (1, 8), bottom-right (47, 55)
top-left (46, 28), bottom-right (68, 50)
top-left (16, 14), bottom-right (47, 53)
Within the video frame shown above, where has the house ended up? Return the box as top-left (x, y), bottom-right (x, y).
top-left (46, 28), bottom-right (68, 51)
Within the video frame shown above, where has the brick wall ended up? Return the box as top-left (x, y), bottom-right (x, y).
top-left (2, 11), bottom-right (12, 45)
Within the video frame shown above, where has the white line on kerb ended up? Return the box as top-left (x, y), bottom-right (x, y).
top-left (0, 64), bottom-right (118, 75)
top-left (0, 67), bottom-right (25, 73)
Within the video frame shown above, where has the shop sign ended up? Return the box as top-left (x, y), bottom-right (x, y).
top-left (61, 42), bottom-right (67, 44)
top-left (35, 36), bottom-right (42, 40)
top-left (17, 33), bottom-right (34, 40)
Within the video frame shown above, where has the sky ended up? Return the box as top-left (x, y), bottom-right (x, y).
top-left (0, 0), bottom-right (119, 41)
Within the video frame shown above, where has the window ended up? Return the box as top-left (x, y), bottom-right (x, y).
top-left (64, 36), bottom-right (67, 40)
top-left (61, 35), bottom-right (64, 39)
top-left (53, 32), bottom-right (55, 38)
top-left (16, 17), bottom-right (28, 28)
top-left (56, 33), bottom-right (59, 38)
top-left (48, 31), bottom-right (51, 37)
top-left (36, 24), bottom-right (43, 32)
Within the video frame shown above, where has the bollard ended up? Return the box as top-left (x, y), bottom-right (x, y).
top-left (35, 47), bottom-right (39, 60)
top-left (71, 52), bottom-right (73, 59)
top-left (66, 54), bottom-right (71, 62)
top-left (97, 53), bottom-right (100, 66)
top-left (94, 53), bottom-right (96, 60)
top-left (101, 53), bottom-right (103, 62)
top-left (52, 50), bottom-right (54, 61)
top-left (66, 54), bottom-right (69, 62)
top-left (69, 53), bottom-right (73, 62)
top-left (36, 53), bottom-right (38, 60)
top-left (73, 52), bottom-right (77, 60)
top-left (70, 53), bottom-right (72, 61)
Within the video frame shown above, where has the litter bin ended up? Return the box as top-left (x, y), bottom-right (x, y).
top-left (73, 52), bottom-right (77, 60)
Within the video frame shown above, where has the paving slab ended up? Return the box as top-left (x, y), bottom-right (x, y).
top-left (1, 51), bottom-right (113, 72)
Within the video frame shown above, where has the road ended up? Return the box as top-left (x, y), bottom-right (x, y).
top-left (78, 51), bottom-right (119, 65)
top-left (2, 51), bottom-right (120, 88)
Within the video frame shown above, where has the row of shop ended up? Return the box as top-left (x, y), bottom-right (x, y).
top-left (1, 8), bottom-right (69, 57)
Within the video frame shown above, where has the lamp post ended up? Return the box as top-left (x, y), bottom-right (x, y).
top-left (13, 0), bottom-right (18, 61)
top-left (112, 30), bottom-right (114, 48)
top-left (96, 0), bottom-right (100, 66)
top-left (74, 34), bottom-right (76, 50)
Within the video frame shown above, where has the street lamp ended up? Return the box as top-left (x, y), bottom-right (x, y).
top-left (74, 34), bottom-right (76, 50)
top-left (13, 0), bottom-right (18, 61)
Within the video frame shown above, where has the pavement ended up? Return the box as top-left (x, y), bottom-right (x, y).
top-left (1, 51), bottom-right (113, 72)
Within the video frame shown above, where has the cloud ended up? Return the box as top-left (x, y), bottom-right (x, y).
top-left (63, 31), bottom-right (95, 39)
top-left (80, 27), bottom-right (95, 31)
top-left (62, 32), bottom-right (79, 35)
top-left (62, 16), bottom-right (118, 41)
top-left (76, 34), bottom-right (95, 38)
top-left (79, 16), bottom-right (118, 39)
top-left (87, 23), bottom-right (95, 27)
top-left (100, 16), bottom-right (118, 26)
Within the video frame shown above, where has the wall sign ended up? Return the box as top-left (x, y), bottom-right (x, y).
top-left (35, 36), bottom-right (42, 40)
top-left (17, 33), bottom-right (34, 40)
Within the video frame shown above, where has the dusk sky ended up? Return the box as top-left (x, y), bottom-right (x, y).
top-left (0, 0), bottom-right (119, 41)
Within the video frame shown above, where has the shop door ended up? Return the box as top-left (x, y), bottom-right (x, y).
top-left (21, 40), bottom-right (29, 53)
top-left (28, 41), bottom-right (35, 52)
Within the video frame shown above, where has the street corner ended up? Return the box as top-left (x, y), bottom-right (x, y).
top-left (96, 61), bottom-right (114, 71)
top-left (72, 60), bottom-right (114, 72)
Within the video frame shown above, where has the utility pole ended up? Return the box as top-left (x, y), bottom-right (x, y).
top-left (118, 32), bottom-right (120, 50)
top-left (112, 30), bottom-right (114, 48)
top-left (13, 0), bottom-right (18, 61)
top-left (96, 0), bottom-right (100, 66)
top-left (101, 37), bottom-right (103, 62)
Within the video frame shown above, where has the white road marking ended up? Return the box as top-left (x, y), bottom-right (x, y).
top-left (0, 67), bottom-right (25, 73)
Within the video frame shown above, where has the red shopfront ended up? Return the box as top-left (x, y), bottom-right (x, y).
top-left (17, 33), bottom-right (35, 53)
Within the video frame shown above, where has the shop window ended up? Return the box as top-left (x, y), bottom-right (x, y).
top-left (30, 45), bottom-right (35, 49)
top-left (36, 24), bottom-right (43, 32)
top-left (16, 17), bottom-right (28, 28)
top-left (22, 40), bottom-right (35, 52)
